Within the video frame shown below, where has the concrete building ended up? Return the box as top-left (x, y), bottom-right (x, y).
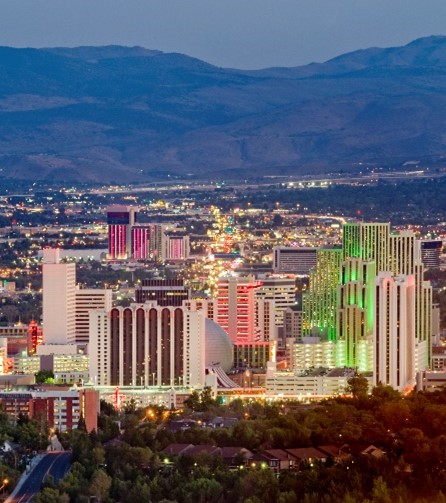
top-left (336, 259), bottom-right (376, 372)
top-left (42, 248), bottom-right (76, 345)
top-left (272, 247), bottom-right (317, 274)
top-left (255, 276), bottom-right (297, 327)
top-left (302, 248), bottom-right (342, 340)
top-left (266, 367), bottom-right (372, 398)
top-left (89, 304), bottom-right (206, 387)
top-left (417, 240), bottom-right (443, 269)
top-left (283, 307), bottom-right (302, 341)
top-left (107, 205), bottom-right (137, 259)
top-left (162, 234), bottom-right (190, 261)
top-left (135, 279), bottom-right (190, 307)
top-left (182, 299), bottom-right (216, 320)
top-left (75, 288), bottom-right (112, 345)
top-left (216, 275), bottom-right (261, 344)
top-left (148, 223), bottom-right (166, 261)
top-left (374, 273), bottom-right (416, 392)
top-left (131, 226), bottom-right (150, 260)
top-left (342, 222), bottom-right (390, 273)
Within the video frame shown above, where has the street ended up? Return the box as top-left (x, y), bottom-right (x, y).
top-left (7, 451), bottom-right (71, 503)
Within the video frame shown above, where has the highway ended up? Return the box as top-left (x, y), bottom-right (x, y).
top-left (7, 451), bottom-right (71, 503)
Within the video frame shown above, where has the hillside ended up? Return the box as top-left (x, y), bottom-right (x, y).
top-left (1, 37), bottom-right (446, 182)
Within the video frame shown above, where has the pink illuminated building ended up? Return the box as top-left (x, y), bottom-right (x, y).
top-left (107, 206), bottom-right (137, 259)
top-left (131, 226), bottom-right (150, 260)
top-left (216, 275), bottom-right (261, 344)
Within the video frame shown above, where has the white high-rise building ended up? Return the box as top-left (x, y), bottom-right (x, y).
top-left (374, 273), bottom-right (416, 392)
top-left (255, 276), bottom-right (296, 327)
top-left (89, 304), bottom-right (206, 387)
top-left (75, 289), bottom-right (112, 345)
top-left (42, 249), bottom-right (76, 344)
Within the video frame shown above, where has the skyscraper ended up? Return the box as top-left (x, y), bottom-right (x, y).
top-left (216, 275), bottom-right (260, 344)
top-left (89, 304), bottom-right (205, 387)
top-left (302, 248), bottom-right (342, 340)
top-left (272, 247), bottom-right (318, 274)
top-left (299, 223), bottom-right (432, 382)
top-left (342, 222), bottom-right (390, 272)
top-left (374, 273), bottom-right (415, 391)
top-left (107, 205), bottom-right (137, 259)
top-left (131, 226), bottom-right (150, 260)
top-left (336, 259), bottom-right (376, 371)
top-left (417, 240), bottom-right (443, 269)
top-left (75, 288), bottom-right (112, 345)
top-left (42, 248), bottom-right (76, 344)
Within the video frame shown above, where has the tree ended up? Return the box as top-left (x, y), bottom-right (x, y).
top-left (35, 370), bottom-right (55, 384)
top-left (88, 469), bottom-right (112, 502)
top-left (346, 375), bottom-right (369, 398)
top-left (33, 488), bottom-right (70, 503)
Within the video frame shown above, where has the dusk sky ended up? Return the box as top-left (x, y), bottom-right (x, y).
top-left (2, 0), bottom-right (446, 69)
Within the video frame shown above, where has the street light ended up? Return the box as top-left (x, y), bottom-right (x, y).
top-left (0, 478), bottom-right (9, 496)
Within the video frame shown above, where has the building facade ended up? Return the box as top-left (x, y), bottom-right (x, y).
top-left (273, 247), bottom-right (318, 274)
top-left (42, 248), bottom-right (76, 344)
top-left (107, 205), bottom-right (137, 259)
top-left (89, 304), bottom-right (206, 387)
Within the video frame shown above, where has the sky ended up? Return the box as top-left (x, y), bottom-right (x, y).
top-left (1, 0), bottom-right (446, 69)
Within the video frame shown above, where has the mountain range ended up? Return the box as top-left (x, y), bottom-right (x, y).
top-left (2, 36), bottom-right (446, 182)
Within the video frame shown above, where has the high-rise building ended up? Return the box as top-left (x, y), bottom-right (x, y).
top-left (255, 299), bottom-right (276, 342)
top-left (302, 248), bottom-right (342, 340)
top-left (255, 276), bottom-right (297, 327)
top-left (417, 240), bottom-right (443, 269)
top-left (342, 222), bottom-right (390, 273)
top-left (299, 223), bottom-right (432, 388)
top-left (374, 273), bottom-right (416, 392)
top-left (162, 234), bottom-right (190, 261)
top-left (107, 205), bottom-right (137, 259)
top-left (389, 231), bottom-right (415, 276)
top-left (273, 247), bottom-right (318, 274)
top-left (131, 226), bottom-right (150, 260)
top-left (148, 224), bottom-right (166, 261)
top-left (75, 288), bottom-right (112, 345)
top-left (135, 279), bottom-right (191, 306)
top-left (89, 304), bottom-right (205, 387)
top-left (42, 248), bottom-right (76, 344)
top-left (216, 275), bottom-right (260, 344)
top-left (336, 259), bottom-right (376, 371)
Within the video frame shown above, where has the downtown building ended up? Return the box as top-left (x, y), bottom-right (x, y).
top-left (42, 248), bottom-right (112, 346)
top-left (107, 205), bottom-right (137, 259)
top-left (296, 222), bottom-right (433, 392)
top-left (216, 275), bottom-right (276, 368)
top-left (89, 304), bottom-right (206, 388)
top-left (272, 246), bottom-right (318, 274)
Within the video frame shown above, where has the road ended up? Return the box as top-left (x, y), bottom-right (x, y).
top-left (7, 451), bottom-right (71, 503)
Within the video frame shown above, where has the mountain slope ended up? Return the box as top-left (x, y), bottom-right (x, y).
top-left (1, 37), bottom-right (446, 181)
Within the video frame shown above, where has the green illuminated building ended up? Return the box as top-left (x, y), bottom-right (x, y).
top-left (343, 222), bottom-right (390, 272)
top-left (302, 248), bottom-right (342, 340)
top-left (300, 222), bottom-right (432, 374)
top-left (337, 258), bottom-right (376, 371)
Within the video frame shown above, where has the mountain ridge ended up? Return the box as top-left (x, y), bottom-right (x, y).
top-left (1, 36), bottom-right (446, 182)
